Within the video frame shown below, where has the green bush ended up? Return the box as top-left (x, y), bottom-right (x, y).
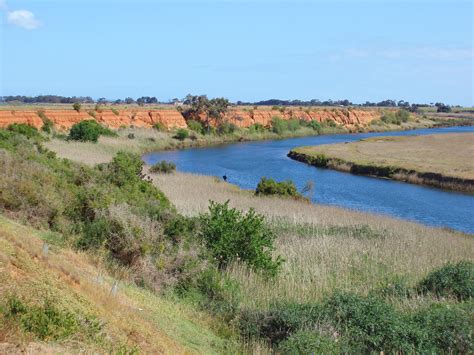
top-left (380, 109), bottom-right (411, 125)
top-left (149, 160), bottom-right (176, 174)
top-left (153, 122), bottom-right (166, 131)
top-left (72, 103), bottom-right (81, 112)
top-left (187, 119), bottom-right (204, 134)
top-left (248, 123), bottom-right (266, 134)
top-left (322, 292), bottom-right (418, 353)
top-left (418, 261), bottom-right (473, 300)
top-left (68, 120), bottom-right (116, 142)
top-left (413, 301), bottom-right (474, 353)
top-left (307, 120), bottom-right (321, 133)
top-left (217, 122), bottom-right (237, 135)
top-left (111, 108), bottom-right (120, 116)
top-left (199, 201), bottom-right (283, 275)
top-left (278, 331), bottom-right (341, 354)
top-left (255, 177), bottom-right (302, 199)
top-left (7, 123), bottom-right (41, 140)
top-left (287, 118), bottom-right (301, 132)
top-left (174, 128), bottom-right (189, 140)
top-left (37, 111), bottom-right (54, 133)
top-left (271, 116), bottom-right (288, 135)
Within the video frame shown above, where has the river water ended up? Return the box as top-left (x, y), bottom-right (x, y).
top-left (143, 126), bottom-right (474, 234)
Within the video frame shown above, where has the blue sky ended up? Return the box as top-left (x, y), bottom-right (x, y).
top-left (1, 0), bottom-right (472, 105)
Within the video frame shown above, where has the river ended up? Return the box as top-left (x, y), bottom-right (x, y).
top-left (143, 126), bottom-right (474, 234)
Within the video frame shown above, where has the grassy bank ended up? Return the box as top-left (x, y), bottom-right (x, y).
top-left (289, 133), bottom-right (474, 193)
top-left (2, 126), bottom-right (473, 353)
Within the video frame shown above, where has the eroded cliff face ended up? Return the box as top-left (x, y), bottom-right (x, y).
top-left (0, 108), bottom-right (381, 131)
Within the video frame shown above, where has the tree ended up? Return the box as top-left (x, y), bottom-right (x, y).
top-left (124, 97), bottom-right (135, 105)
top-left (72, 103), bottom-right (81, 112)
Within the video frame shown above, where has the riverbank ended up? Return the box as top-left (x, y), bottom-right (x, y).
top-left (46, 115), bottom-right (448, 166)
top-left (288, 133), bottom-right (474, 193)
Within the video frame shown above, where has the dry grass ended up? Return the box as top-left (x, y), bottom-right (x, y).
top-left (294, 133), bottom-right (474, 180)
top-left (0, 215), bottom-right (234, 354)
top-left (151, 172), bottom-right (474, 309)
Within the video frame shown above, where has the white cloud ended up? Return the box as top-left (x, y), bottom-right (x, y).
top-left (7, 9), bottom-right (41, 30)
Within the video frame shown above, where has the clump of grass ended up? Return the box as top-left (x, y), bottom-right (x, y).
top-left (150, 160), bottom-right (176, 174)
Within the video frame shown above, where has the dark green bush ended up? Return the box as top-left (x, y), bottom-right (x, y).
top-left (174, 128), bottom-right (189, 140)
top-left (271, 116), bottom-right (288, 135)
top-left (187, 119), bottom-right (204, 134)
top-left (413, 301), bottom-right (474, 353)
top-left (68, 120), bottom-right (116, 142)
top-left (217, 122), bottom-right (237, 135)
top-left (7, 123), bottom-right (41, 140)
top-left (278, 331), bottom-right (341, 354)
top-left (307, 120), bottom-right (321, 133)
top-left (418, 261), bottom-right (473, 300)
top-left (380, 109), bottom-right (411, 125)
top-left (255, 177), bottom-right (302, 199)
top-left (322, 292), bottom-right (418, 353)
top-left (149, 160), bottom-right (176, 174)
top-left (199, 201), bottom-right (283, 275)
top-left (72, 103), bottom-right (81, 112)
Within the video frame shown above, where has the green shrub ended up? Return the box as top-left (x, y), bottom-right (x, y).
top-left (217, 122), bottom-right (237, 135)
top-left (68, 120), bottom-right (116, 142)
top-left (278, 331), bottom-right (340, 354)
top-left (199, 201), bottom-right (283, 275)
top-left (271, 116), bottom-right (288, 135)
top-left (287, 118), bottom-right (301, 132)
top-left (72, 103), bottom-right (81, 112)
top-left (37, 111), bottom-right (54, 133)
top-left (7, 123), bottom-right (41, 140)
top-left (307, 120), bottom-right (321, 133)
top-left (418, 261), bottom-right (473, 300)
top-left (322, 292), bottom-right (418, 353)
top-left (153, 122), bottom-right (166, 131)
top-left (380, 109), bottom-right (411, 125)
top-left (321, 119), bottom-right (337, 128)
top-left (238, 302), bottom-right (322, 344)
top-left (255, 177), bottom-right (302, 199)
top-left (187, 119), bottom-right (204, 134)
top-left (111, 108), bottom-right (120, 116)
top-left (248, 123), bottom-right (266, 134)
top-left (174, 128), bottom-right (189, 140)
top-left (413, 301), bottom-right (474, 353)
top-left (149, 160), bottom-right (176, 174)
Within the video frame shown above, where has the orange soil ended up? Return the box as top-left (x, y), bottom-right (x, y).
top-left (0, 108), bottom-right (380, 131)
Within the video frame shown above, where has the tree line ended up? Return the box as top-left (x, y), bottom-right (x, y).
top-left (1, 95), bottom-right (456, 113)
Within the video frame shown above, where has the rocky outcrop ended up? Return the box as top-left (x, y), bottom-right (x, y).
top-left (0, 107), bottom-right (381, 131)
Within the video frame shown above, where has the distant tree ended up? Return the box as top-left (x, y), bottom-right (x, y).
top-left (97, 97), bottom-right (108, 104)
top-left (72, 103), bottom-right (81, 112)
top-left (435, 102), bottom-right (452, 113)
top-left (124, 97), bottom-right (135, 105)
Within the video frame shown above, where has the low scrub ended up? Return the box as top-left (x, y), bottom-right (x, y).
top-left (380, 109), bottom-right (411, 125)
top-left (150, 160), bottom-right (176, 174)
top-left (174, 128), bottom-right (189, 140)
top-left (7, 123), bottom-right (42, 140)
top-left (255, 177), bottom-right (302, 199)
top-left (187, 119), bottom-right (204, 134)
top-left (271, 116), bottom-right (288, 135)
top-left (418, 261), bottom-right (473, 300)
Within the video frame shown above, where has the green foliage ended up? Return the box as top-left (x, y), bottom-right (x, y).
top-left (199, 201), bottom-right (283, 275)
top-left (418, 261), bottom-right (473, 300)
top-left (413, 301), bottom-right (473, 353)
top-left (287, 118), bottom-right (301, 132)
top-left (37, 111), bottom-right (54, 133)
top-left (307, 120), bottom-right (321, 133)
top-left (7, 123), bottom-right (41, 140)
top-left (255, 177), bottom-right (302, 199)
top-left (72, 103), bottom-right (81, 112)
top-left (321, 119), bottom-right (337, 128)
top-left (174, 128), bottom-right (189, 141)
top-left (153, 122), bottom-right (166, 131)
top-left (149, 160), bottom-right (176, 174)
top-left (106, 151), bottom-right (144, 186)
top-left (248, 123), bottom-right (266, 134)
top-left (68, 120), bottom-right (116, 142)
top-left (217, 122), bottom-right (237, 135)
top-left (4, 295), bottom-right (101, 341)
top-left (278, 331), bottom-right (341, 354)
top-left (271, 116), bottom-right (288, 135)
top-left (380, 109), bottom-right (411, 125)
top-left (111, 108), bottom-right (120, 116)
top-left (186, 119), bottom-right (204, 134)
